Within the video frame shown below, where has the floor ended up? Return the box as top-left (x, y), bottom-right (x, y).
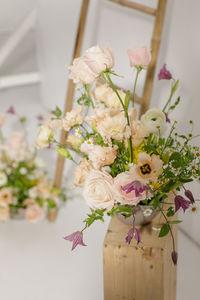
top-left (0, 85), bottom-right (200, 300)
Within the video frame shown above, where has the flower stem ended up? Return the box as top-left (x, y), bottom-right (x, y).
top-left (158, 204), bottom-right (176, 254)
top-left (162, 80), bottom-right (179, 113)
top-left (132, 67), bottom-right (141, 106)
top-left (84, 84), bottom-right (95, 108)
top-left (105, 72), bottom-right (133, 163)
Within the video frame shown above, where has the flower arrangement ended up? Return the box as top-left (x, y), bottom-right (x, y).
top-left (35, 45), bottom-right (200, 264)
top-left (0, 107), bottom-right (66, 222)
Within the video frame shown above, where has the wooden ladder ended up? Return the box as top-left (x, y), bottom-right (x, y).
top-left (53, 0), bottom-right (168, 190)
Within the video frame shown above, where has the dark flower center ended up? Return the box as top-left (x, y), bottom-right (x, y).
top-left (140, 163), bottom-right (151, 175)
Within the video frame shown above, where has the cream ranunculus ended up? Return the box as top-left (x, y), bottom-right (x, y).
top-left (83, 170), bottom-right (115, 210)
top-left (93, 84), bottom-right (126, 108)
top-left (69, 45), bottom-right (114, 84)
top-left (141, 108), bottom-right (167, 135)
top-left (35, 125), bottom-right (53, 149)
top-left (80, 143), bottom-right (118, 169)
top-left (62, 105), bottom-right (84, 132)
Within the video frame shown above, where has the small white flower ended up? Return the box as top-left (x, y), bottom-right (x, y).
top-left (190, 204), bottom-right (199, 214)
top-left (75, 127), bottom-right (82, 138)
top-left (143, 208), bottom-right (153, 217)
top-left (0, 172), bottom-right (8, 186)
top-left (84, 138), bottom-right (93, 146)
top-left (19, 167), bottom-right (27, 175)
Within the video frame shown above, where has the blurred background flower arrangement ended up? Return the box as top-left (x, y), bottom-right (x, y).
top-left (35, 45), bottom-right (200, 264)
top-left (0, 107), bottom-right (66, 223)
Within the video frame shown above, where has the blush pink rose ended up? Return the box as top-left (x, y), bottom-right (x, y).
top-left (69, 45), bottom-right (114, 84)
top-left (44, 113), bottom-right (62, 131)
top-left (80, 143), bottom-right (118, 169)
top-left (73, 158), bottom-right (92, 187)
top-left (25, 202), bottom-right (45, 223)
top-left (127, 46), bottom-right (151, 67)
top-left (83, 170), bottom-right (115, 210)
top-left (114, 171), bottom-right (148, 205)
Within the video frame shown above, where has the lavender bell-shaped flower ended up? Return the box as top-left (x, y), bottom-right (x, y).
top-left (158, 64), bottom-right (172, 80)
top-left (184, 190), bottom-right (195, 204)
top-left (125, 228), bottom-right (141, 245)
top-left (121, 181), bottom-right (148, 197)
top-left (64, 231), bottom-right (86, 250)
top-left (174, 195), bottom-right (191, 212)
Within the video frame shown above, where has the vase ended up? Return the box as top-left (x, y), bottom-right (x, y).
top-left (115, 205), bottom-right (158, 226)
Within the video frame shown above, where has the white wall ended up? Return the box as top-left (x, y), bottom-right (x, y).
top-left (0, 1), bottom-right (200, 299)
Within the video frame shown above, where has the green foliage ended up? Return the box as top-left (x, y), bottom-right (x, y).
top-left (159, 223), bottom-right (170, 237)
top-left (84, 208), bottom-right (106, 227)
top-left (107, 205), bottom-right (132, 218)
top-left (167, 206), bottom-right (175, 217)
top-left (109, 140), bottom-right (129, 177)
top-left (53, 106), bottom-right (62, 118)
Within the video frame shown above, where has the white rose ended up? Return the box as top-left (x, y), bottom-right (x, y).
top-left (35, 125), bottom-right (53, 149)
top-left (141, 108), bottom-right (167, 135)
top-left (0, 172), bottom-right (7, 186)
top-left (83, 170), bottom-right (115, 210)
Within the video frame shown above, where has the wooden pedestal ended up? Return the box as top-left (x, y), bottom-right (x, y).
top-left (103, 214), bottom-right (177, 300)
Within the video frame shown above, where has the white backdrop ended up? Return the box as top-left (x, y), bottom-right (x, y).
top-left (0, 1), bottom-right (200, 299)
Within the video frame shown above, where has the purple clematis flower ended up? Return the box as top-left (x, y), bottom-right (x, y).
top-left (165, 113), bottom-right (171, 123)
top-left (184, 190), bottom-right (195, 204)
top-left (174, 195), bottom-right (191, 212)
top-left (64, 231), bottom-right (86, 250)
top-left (158, 64), bottom-right (172, 80)
top-left (171, 251), bottom-right (178, 265)
top-left (125, 227), bottom-right (141, 245)
top-left (121, 181), bottom-right (148, 197)
top-left (7, 106), bottom-right (15, 114)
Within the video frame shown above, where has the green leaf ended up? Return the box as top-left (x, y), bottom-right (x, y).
top-left (124, 90), bottom-right (130, 110)
top-left (54, 106), bottom-right (62, 118)
top-left (55, 148), bottom-right (72, 159)
top-left (20, 117), bottom-right (27, 123)
top-left (167, 206), bottom-right (175, 217)
top-left (159, 223), bottom-right (170, 237)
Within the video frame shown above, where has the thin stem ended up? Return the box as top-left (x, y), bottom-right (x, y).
top-left (158, 204), bottom-right (176, 253)
top-left (163, 80), bottom-right (179, 113)
top-left (84, 84), bottom-right (94, 108)
top-left (132, 67), bottom-right (141, 106)
top-left (106, 72), bottom-right (133, 162)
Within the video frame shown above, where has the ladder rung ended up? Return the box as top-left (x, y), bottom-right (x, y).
top-left (107, 0), bottom-right (157, 16)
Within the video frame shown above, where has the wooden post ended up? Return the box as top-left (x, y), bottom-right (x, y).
top-left (48, 0), bottom-right (90, 222)
top-left (140, 0), bottom-right (167, 116)
top-left (103, 212), bottom-right (177, 300)
top-left (54, 0), bottom-right (90, 189)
